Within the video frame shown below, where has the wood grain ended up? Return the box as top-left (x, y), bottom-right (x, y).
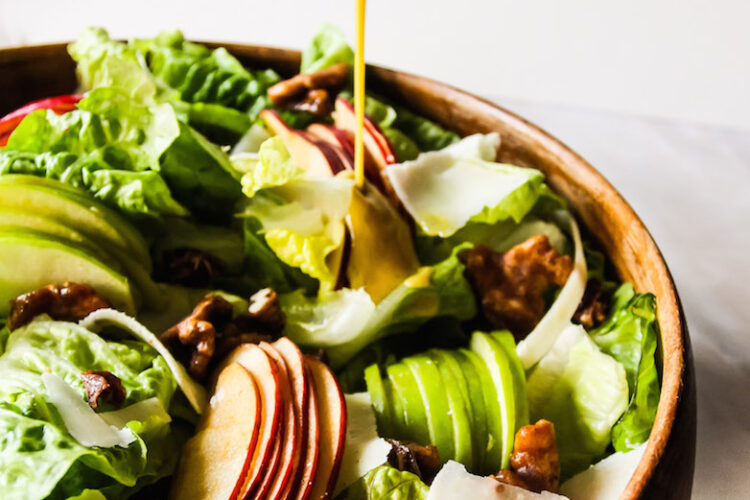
top-left (0, 42), bottom-right (696, 499)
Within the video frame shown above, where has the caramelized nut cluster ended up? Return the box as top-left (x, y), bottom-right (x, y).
top-left (493, 419), bottom-right (561, 493)
top-left (161, 247), bottom-right (226, 288)
top-left (81, 370), bottom-right (127, 410)
top-left (8, 282), bottom-right (111, 330)
top-left (460, 235), bottom-right (573, 338)
top-left (573, 278), bottom-right (608, 329)
top-left (268, 62), bottom-right (349, 115)
top-left (161, 288), bottom-right (285, 380)
top-left (386, 439), bottom-right (442, 485)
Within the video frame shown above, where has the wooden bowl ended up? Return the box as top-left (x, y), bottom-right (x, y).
top-left (0, 42), bottom-right (696, 499)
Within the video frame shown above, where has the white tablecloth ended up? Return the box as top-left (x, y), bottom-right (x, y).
top-left (497, 99), bottom-right (750, 499)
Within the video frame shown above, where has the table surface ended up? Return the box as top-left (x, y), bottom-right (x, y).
top-left (497, 98), bottom-right (750, 499)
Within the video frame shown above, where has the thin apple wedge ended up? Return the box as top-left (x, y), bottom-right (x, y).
top-left (259, 109), bottom-right (348, 177)
top-left (294, 368), bottom-right (320, 500)
top-left (305, 356), bottom-right (347, 500)
top-left (274, 338), bottom-right (311, 500)
top-left (258, 342), bottom-right (299, 500)
top-left (222, 344), bottom-right (282, 499)
top-left (169, 362), bottom-right (261, 500)
top-left (306, 123), bottom-right (355, 169)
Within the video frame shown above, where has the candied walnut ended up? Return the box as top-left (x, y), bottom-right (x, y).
top-left (247, 288), bottom-right (285, 333)
top-left (386, 439), bottom-right (442, 484)
top-left (268, 62), bottom-right (349, 115)
top-left (493, 419), bottom-right (560, 493)
top-left (81, 370), bottom-right (126, 410)
top-left (9, 282), bottom-right (110, 330)
top-left (161, 294), bottom-right (234, 379)
top-left (460, 236), bottom-right (573, 338)
top-left (162, 247), bottom-right (225, 287)
top-left (574, 278), bottom-right (608, 329)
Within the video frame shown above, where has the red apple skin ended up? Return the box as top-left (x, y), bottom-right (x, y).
top-left (292, 368), bottom-right (321, 500)
top-left (259, 109), bottom-right (348, 176)
top-left (332, 98), bottom-right (397, 168)
top-left (306, 124), bottom-right (355, 169)
top-left (304, 356), bottom-right (348, 500)
top-left (222, 344), bottom-right (282, 500)
top-left (258, 342), bottom-right (299, 500)
top-left (274, 338), bottom-right (311, 500)
top-left (169, 362), bottom-right (261, 500)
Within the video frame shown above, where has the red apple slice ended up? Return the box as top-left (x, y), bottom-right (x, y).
top-left (292, 368), bottom-right (320, 500)
top-left (223, 344), bottom-right (282, 499)
top-left (306, 123), bottom-right (355, 169)
top-left (169, 362), bottom-right (261, 500)
top-left (333, 98), bottom-right (397, 169)
top-left (273, 338), bottom-right (310, 500)
top-left (304, 356), bottom-right (348, 500)
top-left (257, 342), bottom-right (299, 500)
top-left (260, 109), bottom-right (348, 176)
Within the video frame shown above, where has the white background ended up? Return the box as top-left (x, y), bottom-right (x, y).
top-left (0, 0), bottom-right (749, 131)
top-left (1, 1), bottom-right (749, 497)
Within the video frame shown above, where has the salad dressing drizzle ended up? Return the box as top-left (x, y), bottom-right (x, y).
top-left (354, 0), bottom-right (367, 188)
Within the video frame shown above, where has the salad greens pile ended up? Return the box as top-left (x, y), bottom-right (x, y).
top-left (0, 24), bottom-right (661, 500)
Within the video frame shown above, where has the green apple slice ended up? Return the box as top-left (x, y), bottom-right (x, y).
top-left (364, 363), bottom-right (393, 437)
top-left (490, 331), bottom-right (530, 429)
top-left (0, 230), bottom-right (136, 315)
top-left (386, 362), bottom-right (430, 445)
top-left (404, 355), bottom-right (455, 462)
top-left (428, 350), bottom-right (474, 470)
top-left (470, 332), bottom-right (517, 470)
top-left (451, 349), bottom-right (489, 470)
top-left (0, 176), bottom-right (151, 269)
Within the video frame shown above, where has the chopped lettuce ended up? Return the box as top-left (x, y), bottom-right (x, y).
top-left (335, 464), bottom-right (429, 500)
top-left (0, 319), bottom-right (183, 499)
top-left (386, 137), bottom-right (549, 237)
top-left (281, 247), bottom-right (476, 368)
top-left (526, 324), bottom-right (629, 477)
top-left (235, 136), bottom-right (305, 197)
top-left (239, 176), bottom-right (353, 288)
top-left (301, 24), bottom-right (355, 73)
top-left (589, 284), bottom-right (660, 452)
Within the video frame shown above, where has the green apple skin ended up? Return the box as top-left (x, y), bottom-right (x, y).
top-left (0, 229), bottom-right (135, 316)
top-left (470, 332), bottom-right (518, 470)
top-left (365, 363), bottom-right (394, 437)
top-left (0, 176), bottom-right (150, 268)
top-left (428, 349), bottom-right (475, 470)
top-left (386, 362), bottom-right (431, 446)
top-left (404, 355), bottom-right (455, 463)
top-left (490, 331), bottom-right (529, 430)
top-left (451, 349), bottom-right (490, 470)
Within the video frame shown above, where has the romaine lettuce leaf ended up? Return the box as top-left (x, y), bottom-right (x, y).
top-left (235, 136), bottom-right (305, 197)
top-left (526, 324), bottom-right (629, 477)
top-left (0, 319), bottom-right (182, 499)
top-left (301, 24), bottom-right (355, 73)
top-left (589, 284), bottom-right (660, 452)
top-left (386, 144), bottom-right (548, 237)
top-left (281, 247), bottom-right (476, 368)
top-left (335, 464), bottom-right (429, 500)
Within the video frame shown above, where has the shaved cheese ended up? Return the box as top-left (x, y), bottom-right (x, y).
top-left (79, 309), bottom-right (208, 414)
top-left (560, 444), bottom-right (646, 500)
top-left (42, 372), bottom-right (135, 448)
top-left (516, 211), bottom-right (587, 369)
top-left (428, 461), bottom-right (567, 500)
top-left (99, 397), bottom-right (171, 428)
top-left (334, 392), bottom-right (392, 495)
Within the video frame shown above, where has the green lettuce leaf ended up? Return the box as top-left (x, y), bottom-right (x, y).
top-left (335, 464), bottom-right (429, 500)
top-left (589, 284), bottom-right (660, 452)
top-left (301, 24), bottom-right (355, 73)
top-left (0, 319), bottom-right (182, 499)
top-left (235, 136), bottom-right (305, 197)
top-left (526, 324), bottom-right (629, 478)
top-left (386, 137), bottom-right (549, 237)
top-left (281, 247), bottom-right (476, 368)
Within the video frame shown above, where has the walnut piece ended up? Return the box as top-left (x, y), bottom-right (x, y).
top-left (573, 278), bottom-right (608, 329)
top-left (460, 235), bottom-right (573, 338)
top-left (268, 62), bottom-right (349, 115)
top-left (493, 419), bottom-right (561, 493)
top-left (8, 282), bottom-right (111, 330)
top-left (386, 439), bottom-right (442, 485)
top-left (81, 370), bottom-right (127, 410)
top-left (161, 294), bottom-right (234, 380)
top-left (161, 247), bottom-right (225, 287)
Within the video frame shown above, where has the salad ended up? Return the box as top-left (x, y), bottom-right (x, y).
top-left (0, 25), bottom-right (661, 500)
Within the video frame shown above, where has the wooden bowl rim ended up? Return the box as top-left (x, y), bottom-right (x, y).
top-left (0, 40), bottom-right (690, 499)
